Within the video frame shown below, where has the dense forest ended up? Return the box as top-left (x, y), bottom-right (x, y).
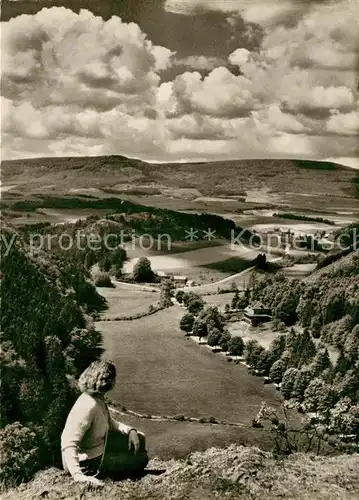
top-left (0, 221), bottom-right (106, 486)
top-left (4, 195), bottom-right (254, 242)
top-left (14, 198), bottom-right (257, 271)
top-left (240, 231), bottom-right (359, 444)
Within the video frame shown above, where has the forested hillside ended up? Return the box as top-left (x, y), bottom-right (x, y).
top-left (0, 220), bottom-right (106, 486)
top-left (241, 236), bottom-right (359, 442)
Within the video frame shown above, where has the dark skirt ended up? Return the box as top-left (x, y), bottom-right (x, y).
top-left (80, 430), bottom-right (149, 480)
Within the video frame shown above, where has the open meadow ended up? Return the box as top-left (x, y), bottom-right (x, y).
top-left (96, 302), bottom-right (282, 458)
top-left (97, 283), bottom-right (160, 319)
top-left (122, 243), bottom-right (260, 273)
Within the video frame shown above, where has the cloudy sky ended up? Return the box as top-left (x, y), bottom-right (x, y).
top-left (1, 0), bottom-right (358, 166)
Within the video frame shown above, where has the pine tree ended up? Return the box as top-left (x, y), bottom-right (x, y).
top-left (281, 367), bottom-right (299, 399)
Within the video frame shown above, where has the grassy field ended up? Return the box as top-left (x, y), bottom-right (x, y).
top-left (163, 266), bottom-right (232, 285)
top-left (228, 321), bottom-right (280, 350)
top-left (97, 283), bottom-right (159, 319)
top-left (96, 304), bottom-right (282, 458)
top-left (203, 293), bottom-right (235, 310)
top-left (124, 239), bottom-right (228, 258)
top-left (281, 263), bottom-right (317, 278)
top-left (180, 269), bottom-right (256, 295)
top-left (123, 244), bottom-right (262, 275)
top-left (105, 411), bottom-right (275, 460)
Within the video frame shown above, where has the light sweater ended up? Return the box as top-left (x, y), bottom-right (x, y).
top-left (61, 392), bottom-right (134, 478)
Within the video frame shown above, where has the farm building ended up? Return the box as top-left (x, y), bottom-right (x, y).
top-left (244, 302), bottom-right (272, 326)
top-left (173, 275), bottom-right (187, 285)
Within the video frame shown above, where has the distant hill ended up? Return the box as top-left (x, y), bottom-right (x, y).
top-left (2, 156), bottom-right (358, 202)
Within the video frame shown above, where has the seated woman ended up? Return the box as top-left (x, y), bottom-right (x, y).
top-left (61, 360), bottom-right (148, 487)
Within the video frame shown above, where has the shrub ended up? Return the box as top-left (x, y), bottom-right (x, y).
top-left (98, 256), bottom-right (112, 272)
top-left (272, 318), bottom-right (287, 332)
top-left (0, 423), bottom-right (40, 487)
top-left (175, 290), bottom-right (185, 303)
top-left (198, 416), bottom-right (217, 424)
top-left (253, 402), bottom-right (328, 456)
top-left (173, 414), bottom-right (186, 421)
top-left (112, 264), bottom-right (123, 279)
top-left (94, 272), bottom-right (114, 288)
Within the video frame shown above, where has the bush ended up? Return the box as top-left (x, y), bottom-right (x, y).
top-left (173, 414), bottom-right (186, 421)
top-left (175, 290), bottom-right (185, 303)
top-left (0, 423), bottom-right (40, 487)
top-left (272, 319), bottom-right (287, 332)
top-left (198, 416), bottom-right (217, 424)
top-left (94, 272), bottom-right (114, 288)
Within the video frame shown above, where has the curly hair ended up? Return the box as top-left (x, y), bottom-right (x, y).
top-left (78, 360), bottom-right (116, 395)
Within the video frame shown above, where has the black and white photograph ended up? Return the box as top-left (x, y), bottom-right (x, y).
top-left (1, 0), bottom-right (359, 498)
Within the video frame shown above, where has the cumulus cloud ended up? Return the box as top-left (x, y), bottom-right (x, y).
top-left (262, 0), bottom-right (359, 70)
top-left (2, 2), bottom-right (358, 165)
top-left (1, 8), bottom-right (172, 159)
top-left (159, 67), bottom-right (257, 118)
top-left (228, 48), bottom-right (250, 67)
top-left (172, 55), bottom-right (226, 71)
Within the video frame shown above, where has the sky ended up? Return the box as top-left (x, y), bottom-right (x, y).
top-left (1, 0), bottom-right (358, 167)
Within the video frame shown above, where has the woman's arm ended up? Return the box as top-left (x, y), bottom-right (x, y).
top-left (61, 394), bottom-right (96, 479)
top-left (109, 413), bottom-right (135, 435)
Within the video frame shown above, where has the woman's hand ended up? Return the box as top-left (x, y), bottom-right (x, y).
top-left (128, 429), bottom-right (140, 454)
top-left (74, 473), bottom-right (104, 487)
